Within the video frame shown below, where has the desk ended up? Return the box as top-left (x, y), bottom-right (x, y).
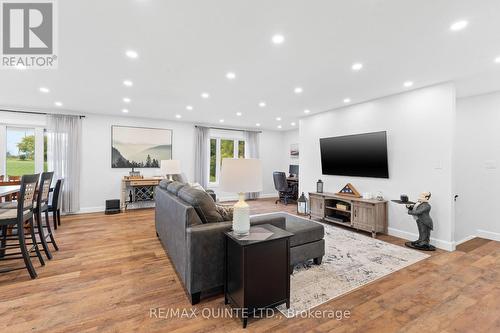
top-left (121, 177), bottom-right (162, 211)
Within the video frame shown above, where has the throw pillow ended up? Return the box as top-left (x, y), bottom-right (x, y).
top-left (166, 181), bottom-right (187, 195)
top-left (216, 204), bottom-right (234, 221)
top-left (178, 186), bottom-right (224, 223)
top-left (159, 179), bottom-right (172, 190)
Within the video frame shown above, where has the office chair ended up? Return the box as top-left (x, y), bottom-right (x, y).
top-left (273, 171), bottom-right (296, 205)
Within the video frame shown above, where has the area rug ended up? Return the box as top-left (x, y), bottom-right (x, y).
top-left (277, 223), bottom-right (429, 317)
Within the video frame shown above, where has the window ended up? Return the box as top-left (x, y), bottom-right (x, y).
top-left (6, 127), bottom-right (36, 176)
top-left (209, 137), bottom-right (245, 185)
top-left (1, 126), bottom-right (50, 178)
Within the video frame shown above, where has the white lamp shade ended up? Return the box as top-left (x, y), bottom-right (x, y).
top-left (220, 158), bottom-right (263, 193)
top-left (160, 159), bottom-right (181, 175)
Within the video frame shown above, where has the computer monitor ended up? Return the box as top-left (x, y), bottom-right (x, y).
top-left (289, 164), bottom-right (299, 177)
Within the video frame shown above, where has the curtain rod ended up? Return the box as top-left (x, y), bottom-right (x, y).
top-left (195, 125), bottom-right (262, 133)
top-left (0, 109), bottom-right (86, 119)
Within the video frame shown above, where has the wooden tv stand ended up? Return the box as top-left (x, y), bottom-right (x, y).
top-left (309, 192), bottom-right (388, 238)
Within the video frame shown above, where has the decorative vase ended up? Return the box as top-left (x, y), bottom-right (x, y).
top-left (316, 179), bottom-right (324, 193)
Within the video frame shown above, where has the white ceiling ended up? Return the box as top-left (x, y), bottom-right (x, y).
top-left (1, 0), bottom-right (500, 130)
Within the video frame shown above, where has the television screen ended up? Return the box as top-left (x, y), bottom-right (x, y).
top-left (320, 131), bottom-right (389, 178)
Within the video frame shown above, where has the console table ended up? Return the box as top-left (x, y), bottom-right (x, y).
top-left (224, 224), bottom-right (293, 328)
top-left (121, 177), bottom-right (162, 211)
top-left (309, 192), bottom-right (388, 237)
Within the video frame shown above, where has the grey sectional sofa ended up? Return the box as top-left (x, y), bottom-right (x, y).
top-left (155, 182), bottom-right (325, 304)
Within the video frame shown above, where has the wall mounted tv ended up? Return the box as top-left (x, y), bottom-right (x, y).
top-left (319, 131), bottom-right (389, 179)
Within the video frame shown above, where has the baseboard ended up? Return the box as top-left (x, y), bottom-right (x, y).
top-left (77, 206), bottom-right (105, 214)
top-left (454, 235), bottom-right (477, 246)
top-left (476, 229), bottom-right (500, 242)
top-left (387, 227), bottom-right (455, 251)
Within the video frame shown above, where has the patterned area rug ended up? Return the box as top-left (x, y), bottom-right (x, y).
top-left (277, 223), bottom-right (429, 317)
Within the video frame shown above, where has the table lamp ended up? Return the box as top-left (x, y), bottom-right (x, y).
top-left (161, 160), bottom-right (181, 181)
top-left (220, 158), bottom-right (263, 236)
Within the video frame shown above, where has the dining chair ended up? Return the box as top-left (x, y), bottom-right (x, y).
top-left (49, 179), bottom-right (64, 229)
top-left (34, 172), bottom-right (59, 259)
top-left (0, 174), bottom-right (45, 279)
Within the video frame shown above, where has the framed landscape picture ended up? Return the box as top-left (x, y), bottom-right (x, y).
top-left (111, 126), bottom-right (172, 168)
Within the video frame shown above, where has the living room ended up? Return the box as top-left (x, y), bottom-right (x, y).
top-left (1, 1), bottom-right (499, 332)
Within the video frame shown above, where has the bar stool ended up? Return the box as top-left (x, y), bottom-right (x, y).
top-left (48, 179), bottom-right (64, 229)
top-left (34, 172), bottom-right (59, 259)
top-left (0, 174), bottom-right (45, 279)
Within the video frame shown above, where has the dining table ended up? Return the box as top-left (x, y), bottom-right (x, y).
top-left (0, 185), bottom-right (20, 203)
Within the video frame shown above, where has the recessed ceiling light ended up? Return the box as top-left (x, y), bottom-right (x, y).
top-left (271, 34), bottom-right (285, 45)
top-left (186, 105), bottom-right (193, 110)
top-left (39, 87), bottom-right (50, 93)
top-left (123, 80), bottom-right (133, 87)
top-left (236, 112), bottom-right (242, 116)
top-left (343, 98), bottom-right (351, 103)
top-left (276, 117), bottom-right (282, 121)
top-left (450, 20), bottom-right (468, 31)
top-left (494, 56), bottom-right (500, 64)
top-left (122, 109), bottom-right (129, 113)
top-left (256, 123), bottom-right (261, 127)
top-left (277, 125), bottom-right (282, 129)
top-left (175, 114), bottom-right (182, 119)
top-left (291, 122), bottom-right (296, 126)
top-left (351, 63), bottom-right (363, 71)
top-left (304, 109), bottom-right (310, 114)
top-left (403, 81), bottom-right (414, 88)
top-left (226, 72), bottom-right (236, 80)
top-left (294, 87), bottom-right (303, 94)
top-left (123, 97), bottom-right (131, 103)
top-left (54, 101), bottom-right (63, 107)
top-left (219, 119), bottom-right (224, 123)
top-left (258, 102), bottom-right (266, 108)
top-left (125, 50), bottom-right (139, 59)
top-left (201, 92), bottom-right (210, 99)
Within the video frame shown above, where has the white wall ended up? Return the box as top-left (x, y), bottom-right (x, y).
top-left (79, 115), bottom-right (197, 212)
top-left (0, 111), bottom-right (288, 211)
top-left (299, 84), bottom-right (456, 250)
top-left (455, 91), bottom-right (500, 243)
top-left (282, 129), bottom-right (299, 172)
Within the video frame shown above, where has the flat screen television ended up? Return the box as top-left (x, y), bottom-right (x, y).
top-left (320, 131), bottom-right (389, 178)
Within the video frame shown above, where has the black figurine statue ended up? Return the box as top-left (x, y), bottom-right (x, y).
top-left (405, 192), bottom-right (436, 251)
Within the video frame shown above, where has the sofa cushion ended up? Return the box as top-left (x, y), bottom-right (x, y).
top-left (167, 181), bottom-right (187, 195)
top-left (285, 216), bottom-right (325, 247)
top-left (178, 186), bottom-right (224, 224)
top-left (159, 179), bottom-right (172, 190)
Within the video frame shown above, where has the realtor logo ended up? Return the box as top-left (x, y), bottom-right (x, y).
top-left (1, 0), bottom-right (57, 69)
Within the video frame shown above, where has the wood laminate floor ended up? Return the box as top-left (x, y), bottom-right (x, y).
top-left (0, 198), bottom-right (498, 332)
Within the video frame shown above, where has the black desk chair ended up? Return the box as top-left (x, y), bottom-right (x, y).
top-left (273, 172), bottom-right (296, 205)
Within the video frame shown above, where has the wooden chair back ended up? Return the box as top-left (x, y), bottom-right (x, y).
top-left (52, 179), bottom-right (64, 210)
top-left (18, 174), bottom-right (40, 219)
top-left (37, 172), bottom-right (54, 208)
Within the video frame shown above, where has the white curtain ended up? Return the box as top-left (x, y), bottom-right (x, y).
top-left (194, 126), bottom-right (210, 188)
top-left (244, 130), bottom-right (260, 200)
top-left (47, 114), bottom-right (82, 213)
